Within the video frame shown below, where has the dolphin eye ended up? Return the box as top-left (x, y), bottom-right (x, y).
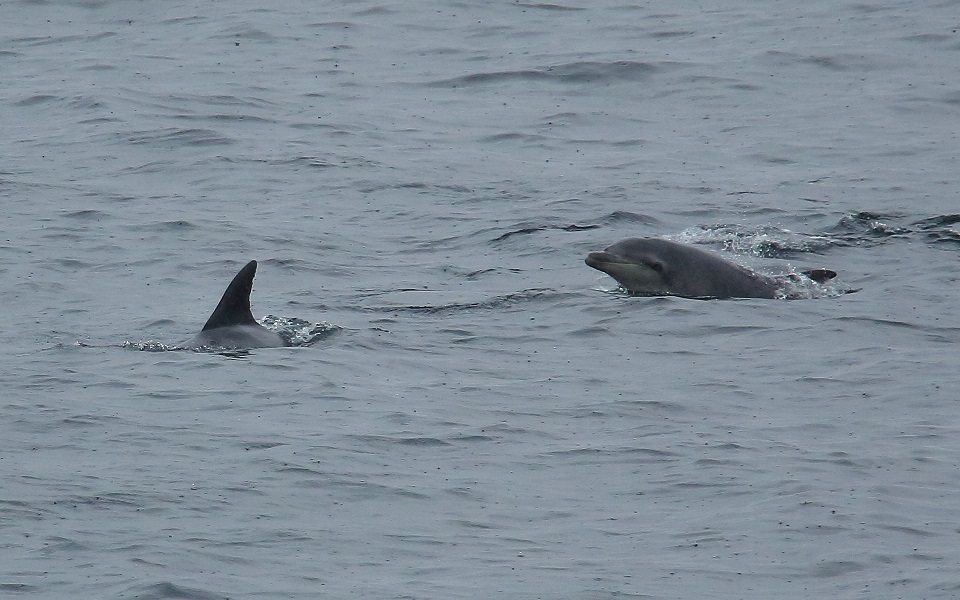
top-left (650, 262), bottom-right (664, 273)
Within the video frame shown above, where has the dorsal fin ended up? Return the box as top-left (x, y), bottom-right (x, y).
top-left (802, 269), bottom-right (837, 284)
top-left (201, 260), bottom-right (260, 331)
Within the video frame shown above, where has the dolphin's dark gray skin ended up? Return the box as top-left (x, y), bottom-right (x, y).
top-left (185, 260), bottom-right (288, 349)
top-left (585, 238), bottom-right (835, 299)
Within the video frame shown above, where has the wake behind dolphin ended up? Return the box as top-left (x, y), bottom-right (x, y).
top-left (185, 260), bottom-right (288, 349)
top-left (585, 238), bottom-right (836, 299)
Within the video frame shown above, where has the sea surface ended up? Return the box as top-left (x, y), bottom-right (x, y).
top-left (2, 1), bottom-right (960, 598)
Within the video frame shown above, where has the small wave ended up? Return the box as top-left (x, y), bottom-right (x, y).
top-left (513, 2), bottom-right (585, 10)
top-left (828, 212), bottom-right (960, 247)
top-left (674, 224), bottom-right (836, 258)
top-left (366, 289), bottom-right (561, 315)
top-left (67, 94), bottom-right (108, 110)
top-left (545, 446), bottom-right (677, 461)
top-left (11, 34), bottom-right (91, 47)
top-left (603, 210), bottom-right (661, 225)
top-left (764, 50), bottom-right (881, 72)
top-left (212, 27), bottom-right (278, 43)
top-left (165, 93), bottom-right (277, 109)
top-left (913, 214), bottom-right (960, 246)
top-left (831, 211), bottom-right (910, 238)
top-left (811, 560), bottom-right (866, 577)
top-left (124, 127), bottom-right (234, 147)
top-left (775, 270), bottom-right (849, 300)
top-left (0, 583), bottom-right (37, 593)
top-left (13, 94), bottom-right (63, 106)
top-left (478, 132), bottom-right (548, 144)
top-left (61, 208), bottom-right (109, 221)
top-left (430, 60), bottom-right (658, 87)
top-left (173, 113), bottom-right (277, 124)
top-left (123, 340), bottom-right (174, 352)
top-left (259, 315), bottom-right (339, 346)
top-left (119, 582), bottom-right (229, 600)
top-left (492, 222), bottom-right (598, 242)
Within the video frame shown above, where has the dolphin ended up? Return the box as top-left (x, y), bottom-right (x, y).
top-left (585, 237), bottom-right (836, 299)
top-left (185, 260), bottom-right (288, 349)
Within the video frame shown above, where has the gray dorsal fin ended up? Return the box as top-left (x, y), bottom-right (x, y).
top-left (802, 269), bottom-right (837, 284)
top-left (201, 260), bottom-right (259, 331)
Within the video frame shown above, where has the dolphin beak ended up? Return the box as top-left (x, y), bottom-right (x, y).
top-left (585, 251), bottom-right (615, 270)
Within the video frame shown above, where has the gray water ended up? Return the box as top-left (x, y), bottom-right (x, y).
top-left (2, 0), bottom-right (960, 598)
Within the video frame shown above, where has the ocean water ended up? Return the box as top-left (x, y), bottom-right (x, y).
top-left (2, 0), bottom-right (960, 598)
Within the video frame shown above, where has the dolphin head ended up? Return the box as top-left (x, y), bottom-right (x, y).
top-left (585, 238), bottom-right (674, 295)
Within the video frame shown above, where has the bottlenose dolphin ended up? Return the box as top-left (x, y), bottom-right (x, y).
top-left (185, 260), bottom-right (288, 349)
top-left (585, 238), bottom-right (835, 299)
